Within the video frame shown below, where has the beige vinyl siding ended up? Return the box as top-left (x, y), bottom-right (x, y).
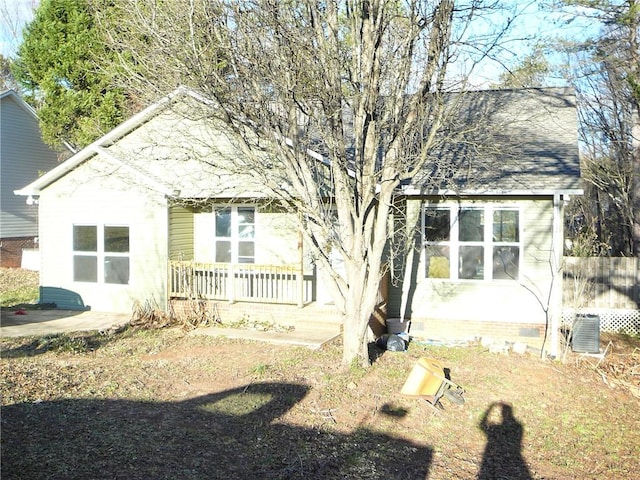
top-left (257, 207), bottom-right (300, 265)
top-left (193, 204), bottom-right (300, 265)
top-left (38, 156), bottom-right (169, 313)
top-left (105, 103), bottom-right (274, 199)
top-left (394, 197), bottom-right (555, 326)
top-left (0, 93), bottom-right (59, 238)
top-left (169, 205), bottom-right (194, 261)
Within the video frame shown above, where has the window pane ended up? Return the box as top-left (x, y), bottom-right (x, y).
top-left (239, 225), bottom-right (255, 239)
top-left (238, 207), bottom-right (255, 238)
top-left (493, 246), bottom-right (519, 279)
top-left (459, 246), bottom-right (484, 279)
top-left (105, 226), bottom-right (129, 253)
top-left (425, 245), bottom-right (450, 279)
top-left (424, 209), bottom-right (450, 241)
top-left (73, 226), bottom-right (97, 251)
top-left (459, 209), bottom-right (484, 242)
top-left (215, 208), bottom-right (232, 237)
top-left (238, 241), bottom-right (255, 263)
top-left (238, 207), bottom-right (255, 225)
top-left (215, 240), bottom-right (231, 262)
top-left (74, 255), bottom-right (97, 282)
top-left (105, 257), bottom-right (130, 284)
top-left (493, 210), bottom-right (519, 242)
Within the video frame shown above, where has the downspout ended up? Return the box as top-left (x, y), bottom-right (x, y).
top-left (547, 192), bottom-right (565, 359)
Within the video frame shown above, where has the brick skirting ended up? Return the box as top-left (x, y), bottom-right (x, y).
top-left (169, 299), bottom-right (545, 348)
top-left (408, 318), bottom-right (546, 349)
top-left (0, 237), bottom-right (37, 268)
top-left (170, 299), bottom-right (342, 329)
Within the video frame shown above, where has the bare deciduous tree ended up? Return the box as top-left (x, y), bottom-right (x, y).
top-left (99, 0), bottom-right (512, 365)
top-left (555, 0), bottom-right (640, 256)
top-left (0, 0), bottom-right (37, 58)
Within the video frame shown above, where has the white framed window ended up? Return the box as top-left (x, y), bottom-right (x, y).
top-left (214, 206), bottom-right (255, 263)
top-left (423, 205), bottom-right (521, 281)
top-left (73, 225), bottom-right (130, 284)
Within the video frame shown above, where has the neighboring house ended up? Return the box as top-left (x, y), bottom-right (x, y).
top-left (1, 89), bottom-right (63, 268)
top-left (16, 87), bottom-right (581, 349)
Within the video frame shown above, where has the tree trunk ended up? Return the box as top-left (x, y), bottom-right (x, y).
top-left (341, 267), bottom-right (381, 366)
top-left (632, 113), bottom-right (640, 256)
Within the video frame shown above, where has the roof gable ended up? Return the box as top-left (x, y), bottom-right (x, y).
top-left (1, 89), bottom-right (39, 119)
top-left (14, 87), bottom-right (215, 196)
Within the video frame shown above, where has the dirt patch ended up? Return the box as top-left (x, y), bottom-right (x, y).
top-left (2, 327), bottom-right (639, 479)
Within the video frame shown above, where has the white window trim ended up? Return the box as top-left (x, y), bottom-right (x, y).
top-left (423, 204), bottom-right (522, 281)
top-left (72, 224), bottom-right (130, 284)
top-left (213, 205), bottom-right (256, 264)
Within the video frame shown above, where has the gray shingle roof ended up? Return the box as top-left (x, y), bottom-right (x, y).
top-left (17, 87), bottom-right (581, 200)
top-left (408, 87), bottom-right (582, 195)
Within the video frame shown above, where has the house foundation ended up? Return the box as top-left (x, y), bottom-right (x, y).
top-left (409, 318), bottom-right (546, 349)
top-left (170, 299), bottom-right (343, 331)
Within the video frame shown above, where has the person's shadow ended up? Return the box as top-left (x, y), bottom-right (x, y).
top-left (478, 402), bottom-right (532, 480)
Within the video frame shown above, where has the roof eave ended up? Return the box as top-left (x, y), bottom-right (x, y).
top-left (400, 186), bottom-right (584, 197)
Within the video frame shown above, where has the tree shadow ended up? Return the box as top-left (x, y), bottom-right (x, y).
top-left (478, 402), bottom-right (532, 480)
top-left (0, 331), bottom-right (118, 358)
top-left (2, 382), bottom-right (433, 479)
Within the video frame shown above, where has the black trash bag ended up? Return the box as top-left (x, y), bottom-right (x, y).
top-left (376, 333), bottom-right (407, 352)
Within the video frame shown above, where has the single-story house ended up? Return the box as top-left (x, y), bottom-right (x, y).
top-left (16, 87), bottom-right (581, 350)
top-left (1, 89), bottom-right (65, 268)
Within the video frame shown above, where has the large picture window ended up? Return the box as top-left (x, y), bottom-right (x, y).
top-left (214, 206), bottom-right (255, 263)
top-left (423, 205), bottom-right (520, 281)
top-left (73, 225), bottom-right (130, 284)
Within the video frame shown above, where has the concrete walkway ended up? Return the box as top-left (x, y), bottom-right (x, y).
top-left (0, 308), bottom-right (341, 349)
top-left (0, 309), bottom-right (130, 338)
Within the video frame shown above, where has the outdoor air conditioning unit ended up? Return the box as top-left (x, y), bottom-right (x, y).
top-left (571, 314), bottom-right (600, 354)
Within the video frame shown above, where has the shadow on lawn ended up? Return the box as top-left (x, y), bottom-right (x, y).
top-left (1, 382), bottom-right (433, 479)
top-left (0, 332), bottom-right (116, 358)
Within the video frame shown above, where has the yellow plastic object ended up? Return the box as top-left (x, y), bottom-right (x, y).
top-left (400, 357), bottom-right (449, 402)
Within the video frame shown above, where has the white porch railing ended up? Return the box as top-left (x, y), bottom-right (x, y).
top-left (168, 261), bottom-right (311, 306)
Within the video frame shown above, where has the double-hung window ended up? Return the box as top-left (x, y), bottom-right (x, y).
top-left (424, 205), bottom-right (520, 281)
top-left (491, 209), bottom-right (520, 279)
top-left (424, 209), bottom-right (452, 279)
top-left (73, 225), bottom-right (130, 284)
top-left (214, 206), bottom-right (255, 263)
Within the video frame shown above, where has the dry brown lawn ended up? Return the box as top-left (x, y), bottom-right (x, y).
top-left (1, 326), bottom-right (639, 479)
top-left (1, 268), bottom-right (639, 479)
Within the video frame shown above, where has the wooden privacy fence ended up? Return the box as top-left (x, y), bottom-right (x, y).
top-left (169, 261), bottom-right (313, 306)
top-left (563, 257), bottom-right (639, 309)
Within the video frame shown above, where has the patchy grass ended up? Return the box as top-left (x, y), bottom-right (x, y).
top-left (1, 329), bottom-right (639, 480)
top-left (1, 268), bottom-right (638, 479)
top-left (0, 267), bottom-right (39, 307)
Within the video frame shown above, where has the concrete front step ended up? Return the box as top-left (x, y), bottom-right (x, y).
top-left (191, 325), bottom-right (341, 349)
